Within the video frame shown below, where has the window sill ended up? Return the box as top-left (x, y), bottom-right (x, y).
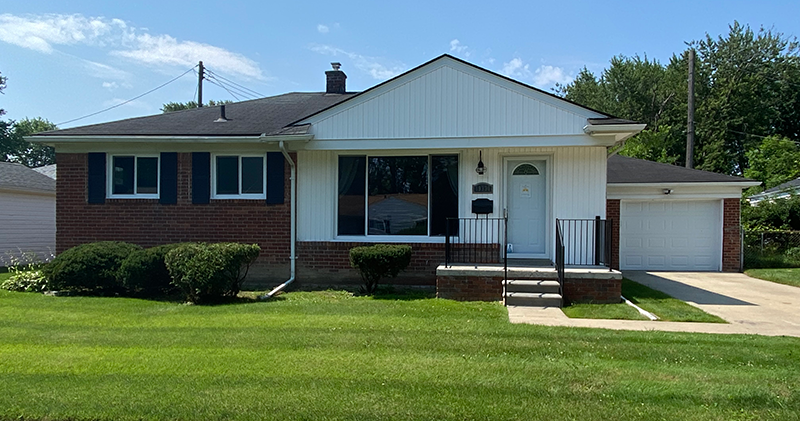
top-left (107, 195), bottom-right (160, 199)
top-left (212, 195), bottom-right (266, 200)
top-left (333, 235), bottom-right (447, 244)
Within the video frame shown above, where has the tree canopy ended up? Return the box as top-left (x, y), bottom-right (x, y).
top-left (557, 22), bottom-right (800, 180)
top-left (161, 100), bottom-right (233, 113)
top-left (0, 117), bottom-right (58, 167)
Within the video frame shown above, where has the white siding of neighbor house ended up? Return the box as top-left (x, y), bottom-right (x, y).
top-left (0, 190), bottom-right (56, 264)
top-left (297, 147), bottom-right (607, 243)
top-left (302, 59), bottom-right (605, 141)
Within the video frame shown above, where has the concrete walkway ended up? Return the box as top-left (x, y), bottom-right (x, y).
top-left (509, 271), bottom-right (800, 338)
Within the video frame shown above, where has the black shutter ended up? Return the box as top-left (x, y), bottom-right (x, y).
top-left (87, 152), bottom-right (106, 204)
top-left (160, 152), bottom-right (178, 205)
top-left (266, 152), bottom-right (285, 204)
top-left (192, 152), bottom-right (210, 204)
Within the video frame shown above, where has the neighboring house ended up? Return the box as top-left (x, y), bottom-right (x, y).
top-left (30, 55), bottom-right (757, 302)
top-left (748, 177), bottom-right (800, 204)
top-left (0, 161), bottom-right (56, 265)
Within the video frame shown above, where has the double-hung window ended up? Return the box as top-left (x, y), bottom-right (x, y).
top-left (212, 154), bottom-right (266, 199)
top-left (337, 154), bottom-right (458, 237)
top-left (109, 155), bottom-right (159, 198)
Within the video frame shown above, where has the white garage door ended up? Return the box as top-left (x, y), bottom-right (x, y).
top-left (620, 200), bottom-right (722, 271)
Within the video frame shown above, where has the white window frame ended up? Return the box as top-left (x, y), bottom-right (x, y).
top-left (211, 153), bottom-right (267, 200)
top-left (107, 154), bottom-right (160, 199)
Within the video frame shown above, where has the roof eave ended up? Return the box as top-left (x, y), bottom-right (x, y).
top-left (608, 181), bottom-right (761, 188)
top-left (27, 134), bottom-right (314, 145)
top-left (584, 123), bottom-right (647, 142)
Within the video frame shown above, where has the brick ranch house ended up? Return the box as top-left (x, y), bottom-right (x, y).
top-left (31, 55), bottom-right (758, 304)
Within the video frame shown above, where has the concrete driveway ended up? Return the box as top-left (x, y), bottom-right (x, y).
top-left (625, 271), bottom-right (800, 337)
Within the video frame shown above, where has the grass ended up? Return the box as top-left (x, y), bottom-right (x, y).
top-left (0, 272), bottom-right (10, 282)
top-left (746, 268), bottom-right (800, 288)
top-left (1, 289), bottom-right (799, 421)
top-left (563, 279), bottom-right (725, 323)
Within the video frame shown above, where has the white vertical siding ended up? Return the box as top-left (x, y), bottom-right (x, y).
top-left (297, 151), bottom-right (336, 241)
top-left (306, 63), bottom-right (601, 140)
top-left (296, 147), bottom-right (607, 244)
top-left (0, 191), bottom-right (55, 264)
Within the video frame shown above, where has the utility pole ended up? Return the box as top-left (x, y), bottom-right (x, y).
top-left (197, 61), bottom-right (204, 108)
top-left (686, 49), bottom-right (695, 168)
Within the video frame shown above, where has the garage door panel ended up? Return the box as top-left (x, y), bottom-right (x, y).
top-left (620, 200), bottom-right (721, 271)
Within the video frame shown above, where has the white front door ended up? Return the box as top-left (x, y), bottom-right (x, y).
top-left (506, 159), bottom-right (547, 256)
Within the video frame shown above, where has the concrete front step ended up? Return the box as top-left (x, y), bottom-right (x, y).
top-left (504, 279), bottom-right (560, 294)
top-left (505, 292), bottom-right (562, 307)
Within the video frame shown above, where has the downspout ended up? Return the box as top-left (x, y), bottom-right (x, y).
top-left (263, 141), bottom-right (296, 298)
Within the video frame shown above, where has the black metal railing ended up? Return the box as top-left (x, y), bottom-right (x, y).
top-left (555, 221), bottom-right (565, 297)
top-left (556, 217), bottom-right (613, 269)
top-left (445, 217), bottom-right (507, 267)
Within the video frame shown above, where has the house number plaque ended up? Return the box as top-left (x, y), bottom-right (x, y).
top-left (472, 182), bottom-right (493, 194)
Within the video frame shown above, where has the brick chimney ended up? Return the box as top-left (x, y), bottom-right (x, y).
top-left (325, 62), bottom-right (346, 94)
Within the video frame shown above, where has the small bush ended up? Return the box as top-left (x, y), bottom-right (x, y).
top-left (44, 242), bottom-right (142, 293)
top-left (349, 244), bottom-right (412, 294)
top-left (165, 242), bottom-right (260, 304)
top-left (118, 244), bottom-right (183, 297)
top-left (1, 270), bottom-right (47, 292)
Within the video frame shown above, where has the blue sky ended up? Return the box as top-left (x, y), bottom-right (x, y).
top-left (1, 0), bottom-right (798, 128)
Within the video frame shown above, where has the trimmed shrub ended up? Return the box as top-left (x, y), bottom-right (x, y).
top-left (43, 241), bottom-right (142, 293)
top-left (349, 244), bottom-right (412, 294)
top-left (118, 244), bottom-right (184, 297)
top-left (165, 242), bottom-right (260, 304)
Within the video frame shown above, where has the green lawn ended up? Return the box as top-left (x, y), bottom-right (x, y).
top-left (746, 268), bottom-right (800, 288)
top-left (563, 279), bottom-right (725, 323)
top-left (0, 272), bottom-right (10, 282)
top-left (1, 290), bottom-right (798, 421)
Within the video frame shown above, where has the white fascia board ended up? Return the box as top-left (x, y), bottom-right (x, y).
top-left (27, 134), bottom-right (312, 146)
top-left (608, 182), bottom-right (759, 200)
top-left (301, 134), bottom-right (614, 151)
top-left (583, 123), bottom-right (647, 142)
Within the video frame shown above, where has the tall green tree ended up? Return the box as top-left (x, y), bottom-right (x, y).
top-left (0, 117), bottom-right (58, 167)
top-left (161, 100), bottom-right (233, 113)
top-left (744, 135), bottom-right (800, 191)
top-left (558, 22), bottom-right (800, 177)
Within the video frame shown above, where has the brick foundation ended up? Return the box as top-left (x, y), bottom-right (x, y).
top-left (297, 241), bottom-right (444, 286)
top-left (563, 276), bottom-right (621, 304)
top-left (722, 198), bottom-right (742, 272)
top-left (56, 152), bottom-right (293, 283)
top-left (436, 275), bottom-right (503, 301)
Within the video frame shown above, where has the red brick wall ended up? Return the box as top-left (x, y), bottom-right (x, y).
top-left (563, 277), bottom-right (621, 304)
top-left (436, 275), bottom-right (503, 301)
top-left (56, 152), bottom-right (292, 281)
top-left (606, 199), bottom-right (620, 270)
top-left (297, 241), bottom-right (444, 285)
top-left (722, 198), bottom-right (742, 272)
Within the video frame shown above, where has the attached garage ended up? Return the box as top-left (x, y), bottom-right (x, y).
top-left (607, 155), bottom-right (759, 272)
top-left (620, 200), bottom-right (721, 270)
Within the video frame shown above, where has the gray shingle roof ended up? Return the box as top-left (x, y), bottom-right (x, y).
top-left (608, 155), bottom-right (755, 184)
top-left (32, 164), bottom-right (57, 180)
top-left (33, 92), bottom-right (356, 137)
top-left (760, 177), bottom-right (800, 195)
top-left (0, 162), bottom-right (56, 193)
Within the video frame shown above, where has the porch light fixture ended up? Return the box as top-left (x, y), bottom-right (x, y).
top-left (663, 188), bottom-right (673, 195)
top-left (476, 151), bottom-right (486, 175)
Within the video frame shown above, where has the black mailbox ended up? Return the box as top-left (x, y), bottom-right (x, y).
top-left (472, 198), bottom-right (493, 214)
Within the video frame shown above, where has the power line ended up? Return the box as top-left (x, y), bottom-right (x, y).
top-left (205, 77), bottom-right (243, 101)
top-left (205, 68), bottom-right (265, 98)
top-left (204, 73), bottom-right (258, 101)
top-left (57, 65), bottom-right (198, 126)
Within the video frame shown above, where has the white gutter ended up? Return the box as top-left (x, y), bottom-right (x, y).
top-left (26, 134), bottom-right (314, 145)
top-left (262, 140), bottom-right (297, 298)
top-left (583, 123), bottom-right (647, 143)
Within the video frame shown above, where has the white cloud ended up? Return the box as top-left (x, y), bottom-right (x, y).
top-left (310, 44), bottom-right (405, 80)
top-left (501, 57), bottom-right (532, 79)
top-left (501, 57), bottom-right (574, 88)
top-left (532, 65), bottom-right (573, 87)
top-left (0, 13), bottom-right (126, 53)
top-left (112, 33), bottom-right (264, 80)
top-left (449, 39), bottom-right (470, 57)
top-left (0, 13), bottom-right (265, 80)
top-left (81, 58), bottom-right (130, 80)
top-left (317, 24), bottom-right (329, 34)
top-left (102, 81), bottom-right (118, 89)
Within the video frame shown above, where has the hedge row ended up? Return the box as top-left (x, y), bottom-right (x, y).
top-left (41, 241), bottom-right (260, 303)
